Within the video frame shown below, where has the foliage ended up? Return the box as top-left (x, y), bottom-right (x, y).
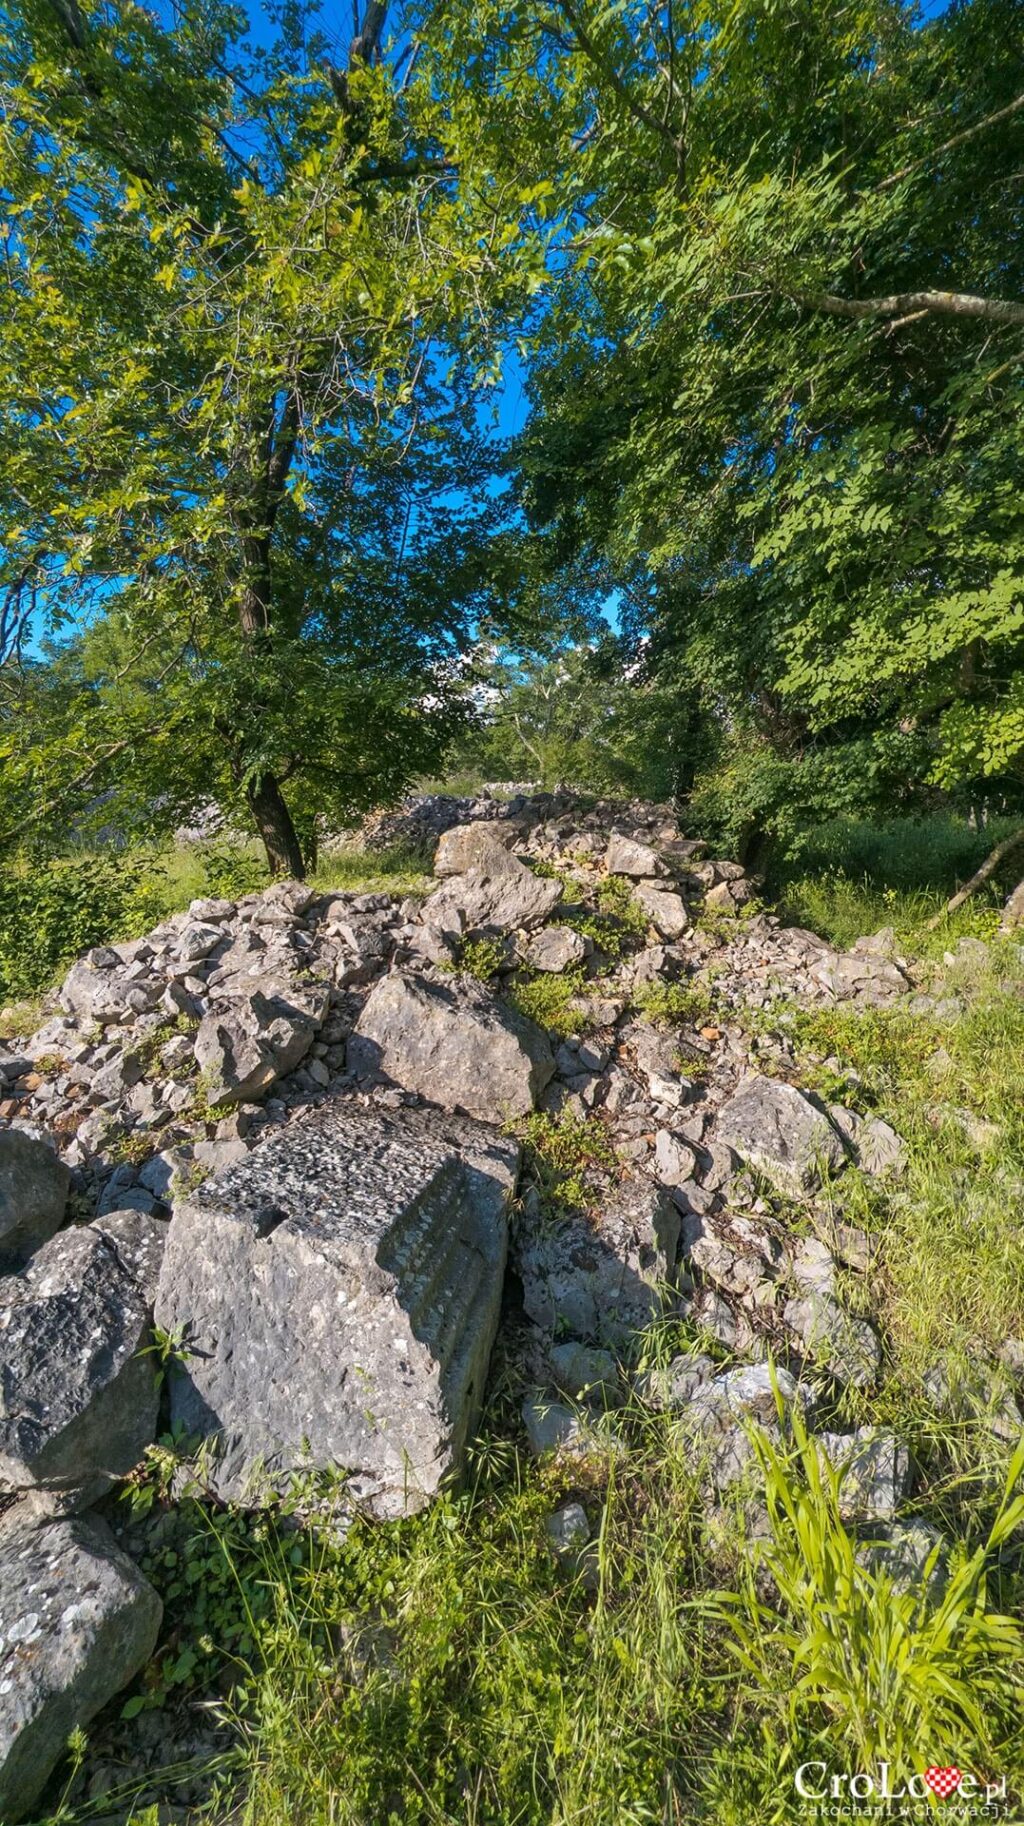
top-left (454, 937), bottom-right (509, 983)
top-left (517, 1108), bottom-right (619, 1215)
top-left (438, 0), bottom-right (1024, 857)
top-left (0, 0), bottom-right (552, 876)
top-left (0, 851), bottom-right (166, 1001)
top-left (506, 967), bottom-right (587, 1038)
top-left (451, 639), bottom-right (707, 799)
top-left (721, 1408), bottom-right (1024, 1774)
top-left (631, 980), bottom-right (712, 1027)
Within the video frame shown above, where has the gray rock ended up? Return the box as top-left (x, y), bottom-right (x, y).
top-left (826, 1105), bottom-right (906, 1177)
top-left (0, 1216), bottom-right (163, 1513)
top-left (0, 1132), bottom-right (70, 1265)
top-left (714, 1075), bottom-right (846, 1195)
top-left (922, 1359), bottom-right (1024, 1443)
top-left (351, 972), bottom-right (554, 1123)
top-left (526, 926), bottom-right (588, 973)
top-left (60, 957), bottom-right (160, 1025)
top-left (677, 1363), bottom-right (804, 1490)
top-left (683, 1209), bottom-right (782, 1303)
top-left (636, 1350), bottom-right (715, 1411)
top-left (516, 1176), bottom-right (679, 1351)
top-left (193, 985), bottom-right (322, 1105)
top-left (633, 884), bottom-right (689, 939)
top-left (813, 951), bottom-right (910, 1005)
top-left (521, 1398), bottom-right (623, 1461)
top-left (420, 859), bottom-right (561, 936)
top-left (155, 1101), bottom-right (518, 1517)
top-left (0, 1514), bottom-right (162, 1822)
top-left (859, 1521), bottom-right (948, 1599)
top-left (434, 821), bottom-right (521, 877)
top-left (544, 1502), bottom-right (598, 1586)
top-left (816, 1428), bottom-right (911, 1522)
top-left (605, 833), bottom-right (666, 879)
top-left (784, 1290), bottom-right (881, 1387)
top-left (653, 1128), bottom-right (698, 1187)
top-left (549, 1341), bottom-right (619, 1402)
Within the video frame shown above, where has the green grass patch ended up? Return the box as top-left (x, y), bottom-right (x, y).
top-left (507, 968), bottom-right (588, 1038)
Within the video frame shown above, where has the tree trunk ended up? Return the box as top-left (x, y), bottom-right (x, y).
top-left (925, 826), bottom-right (1024, 928)
top-left (246, 771), bottom-right (306, 878)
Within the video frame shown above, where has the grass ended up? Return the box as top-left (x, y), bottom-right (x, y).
top-left (507, 968), bottom-right (590, 1038)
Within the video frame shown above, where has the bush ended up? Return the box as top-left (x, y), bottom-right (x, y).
top-left (0, 853), bottom-right (170, 1002)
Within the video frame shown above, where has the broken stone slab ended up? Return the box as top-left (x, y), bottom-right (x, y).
top-left (420, 858), bottom-right (561, 936)
top-left (783, 1289), bottom-right (881, 1388)
top-left (193, 983), bottom-right (324, 1105)
top-left (434, 821), bottom-right (522, 877)
top-left (515, 1175), bottom-right (680, 1352)
top-left (0, 1212), bottom-right (164, 1515)
top-left (526, 926), bottom-right (588, 973)
top-left (713, 1074), bottom-right (847, 1195)
top-left (633, 883), bottom-right (689, 939)
top-left (350, 972), bottom-right (554, 1123)
top-left (816, 1427), bottom-right (912, 1522)
top-left (0, 1514), bottom-right (162, 1822)
top-left (604, 832), bottom-right (668, 879)
top-left (155, 1101), bottom-right (518, 1518)
top-left (0, 1131), bottom-right (70, 1266)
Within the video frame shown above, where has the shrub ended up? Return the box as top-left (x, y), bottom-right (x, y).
top-left (507, 968), bottom-right (588, 1038)
top-left (0, 852), bottom-right (169, 1001)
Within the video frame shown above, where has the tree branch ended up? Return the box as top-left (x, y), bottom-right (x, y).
top-left (792, 289), bottom-right (1024, 329)
top-left (557, 0), bottom-right (686, 184)
top-left (878, 89), bottom-right (1024, 192)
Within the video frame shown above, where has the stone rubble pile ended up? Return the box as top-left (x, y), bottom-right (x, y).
top-left (0, 790), bottom-right (1016, 1816)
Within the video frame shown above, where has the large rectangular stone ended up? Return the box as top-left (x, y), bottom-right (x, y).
top-left (155, 1101), bottom-right (518, 1517)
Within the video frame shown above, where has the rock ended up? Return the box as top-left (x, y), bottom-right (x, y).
top-left (859, 1521), bottom-right (948, 1599)
top-left (0, 1215), bottom-right (163, 1514)
top-left (704, 877), bottom-right (754, 912)
top-left (826, 1105), bottom-right (906, 1177)
top-left (783, 1290), bottom-right (881, 1387)
top-left (683, 1209), bottom-right (782, 1303)
top-left (816, 1428), bottom-right (911, 1522)
top-left (549, 1341), bottom-right (620, 1402)
top-left (813, 950), bottom-right (910, 1006)
top-left (155, 1101), bottom-right (518, 1517)
top-left (677, 1363), bottom-right (804, 1491)
top-left (0, 1514), bottom-right (161, 1822)
top-left (193, 986), bottom-right (321, 1105)
top-left (633, 884), bottom-right (689, 939)
top-left (516, 1176), bottom-right (680, 1352)
top-left (521, 1398), bottom-right (623, 1462)
top-left (545, 1502), bottom-right (598, 1586)
top-left (526, 926), bottom-right (588, 973)
top-left (420, 859), bottom-right (561, 936)
top-left (434, 821), bottom-right (521, 877)
top-left (714, 1075), bottom-right (846, 1195)
top-left (653, 1128), bottom-right (698, 1187)
top-left (636, 1350), bottom-right (715, 1411)
top-left (922, 1359), bottom-right (1024, 1443)
top-left (60, 956), bottom-right (160, 1025)
top-left (0, 1131), bottom-right (70, 1265)
top-left (350, 972), bottom-right (554, 1123)
top-left (605, 833), bottom-right (666, 879)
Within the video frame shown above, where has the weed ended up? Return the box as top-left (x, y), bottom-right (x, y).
top-left (632, 979), bottom-right (712, 1026)
top-left (455, 937), bottom-right (509, 982)
top-left (517, 1109), bottom-right (618, 1215)
top-left (507, 968), bottom-right (588, 1037)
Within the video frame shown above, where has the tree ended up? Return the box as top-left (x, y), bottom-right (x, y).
top-left (0, 0), bottom-right (546, 873)
top-left (434, 0), bottom-right (1024, 862)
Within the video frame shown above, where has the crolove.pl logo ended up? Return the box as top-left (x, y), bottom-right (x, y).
top-left (794, 1762), bottom-right (1010, 1817)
